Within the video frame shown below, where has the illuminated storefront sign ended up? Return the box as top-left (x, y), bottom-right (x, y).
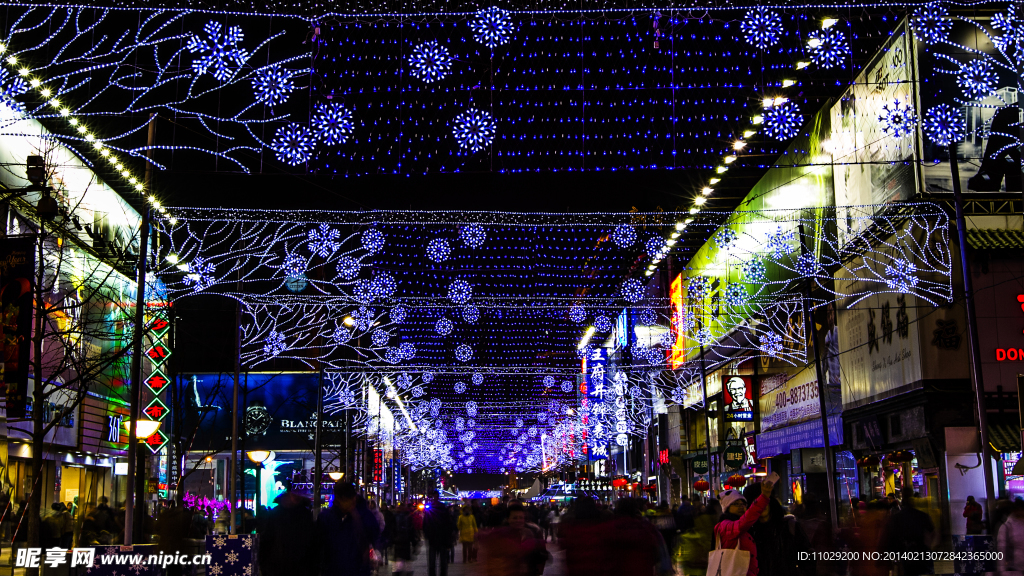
top-left (669, 274), bottom-right (686, 370)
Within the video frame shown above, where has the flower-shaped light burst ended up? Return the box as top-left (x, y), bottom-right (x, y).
top-left (884, 259), bottom-right (919, 293)
top-left (331, 325), bottom-right (351, 345)
top-left (252, 65), bottom-right (296, 107)
top-left (312, 103), bottom-right (355, 146)
top-left (723, 282), bottom-right (748, 307)
top-left (409, 41), bottom-right (453, 83)
top-left (412, 385), bottom-right (425, 397)
top-left (263, 331), bottom-right (286, 357)
top-left (621, 278), bottom-right (645, 303)
top-left (795, 253), bottom-right (821, 277)
top-left (466, 401), bottom-right (478, 417)
top-left (436, 317), bottom-right (454, 336)
top-left (472, 373), bottom-right (484, 385)
top-left (455, 344), bottom-right (474, 362)
top-left (543, 375), bottom-right (556, 388)
top-left (638, 308), bottom-right (657, 326)
top-left (645, 236), bottom-right (664, 257)
top-left (742, 259), bottom-right (767, 283)
top-left (957, 60), bottom-right (997, 100)
top-left (763, 101), bottom-right (803, 140)
top-left (470, 7), bottom-right (515, 49)
top-left (281, 253), bottom-right (306, 276)
top-left (688, 276), bottom-right (710, 300)
top-left (568, 303), bottom-right (586, 324)
top-left (448, 279), bottom-right (473, 304)
top-left (612, 224), bottom-right (637, 248)
top-left (760, 332), bottom-right (783, 357)
top-left (354, 280), bottom-right (375, 304)
top-left (430, 399), bottom-right (443, 417)
top-left (463, 305), bottom-right (480, 323)
top-left (187, 21), bottom-right (248, 82)
top-left (307, 223), bottom-right (341, 257)
top-left (362, 229), bottom-right (385, 254)
top-left (879, 99), bottom-right (918, 139)
top-left (338, 256), bottom-right (360, 280)
top-left (766, 226), bottom-right (795, 259)
top-left (695, 326), bottom-right (713, 346)
top-left (391, 305), bottom-right (408, 324)
top-left (741, 7), bottom-right (784, 50)
top-left (911, 4), bottom-right (953, 45)
top-left (561, 381), bottom-right (574, 393)
top-left (806, 28), bottom-right (850, 69)
top-left (454, 381), bottom-right (467, 394)
top-left (370, 273), bottom-right (397, 300)
top-left (923, 104), bottom-right (966, 147)
top-left (714, 228), bottom-right (738, 250)
top-left (991, 5), bottom-right (1024, 56)
top-left (272, 123), bottom-right (314, 165)
top-left (422, 372), bottom-right (435, 384)
top-left (460, 224), bottom-right (487, 248)
top-left (426, 238), bottom-right (452, 262)
top-left (452, 109), bottom-right (497, 153)
top-left (594, 315), bottom-right (613, 333)
top-left (371, 329), bottom-right (390, 347)
top-left (399, 342), bottom-right (417, 359)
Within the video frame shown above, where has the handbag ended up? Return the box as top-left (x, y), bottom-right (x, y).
top-left (707, 532), bottom-right (750, 576)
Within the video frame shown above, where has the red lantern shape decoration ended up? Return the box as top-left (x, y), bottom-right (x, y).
top-left (727, 474), bottom-right (747, 488)
top-left (857, 455), bottom-right (880, 468)
top-left (693, 479), bottom-right (710, 492)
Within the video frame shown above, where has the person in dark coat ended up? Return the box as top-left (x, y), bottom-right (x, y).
top-left (316, 482), bottom-right (381, 576)
top-left (422, 497), bottom-right (456, 576)
top-left (155, 502), bottom-right (192, 576)
top-left (742, 484), bottom-right (807, 576)
top-left (259, 491), bottom-right (317, 576)
top-left (391, 503), bottom-right (419, 576)
top-left (882, 496), bottom-right (935, 576)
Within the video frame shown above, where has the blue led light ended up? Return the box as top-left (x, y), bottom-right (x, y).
top-left (263, 331), bottom-right (286, 357)
top-left (742, 259), bottom-right (767, 283)
top-left (922, 104), bottom-right (966, 147)
top-left (766, 226), bottom-right (796, 258)
top-left (280, 253), bottom-right (306, 276)
top-left (645, 236), bottom-right (664, 257)
top-left (638, 308), bottom-right (657, 326)
top-left (422, 372), bottom-right (435, 384)
top-left (885, 259), bottom-right (919, 293)
top-left (409, 41), bottom-right (453, 83)
top-left (426, 238), bottom-right (452, 262)
top-left (763, 101), bottom-right (802, 140)
top-left (621, 278), bottom-right (645, 303)
top-left (794, 253), bottom-right (821, 277)
top-left (361, 229), bottom-right (385, 254)
top-left (391, 305), bottom-right (407, 324)
top-left (399, 342), bottom-right (417, 359)
top-left (452, 109), bottom-right (497, 153)
top-left (714, 228), bottom-right (738, 250)
top-left (879, 99), bottom-right (918, 139)
top-left (312, 103), bottom-right (356, 146)
top-left (957, 59), bottom-right (997, 100)
top-left (272, 123), bottom-right (314, 166)
top-left (687, 276), bottom-right (710, 300)
top-left (252, 65), bottom-right (296, 107)
top-left (454, 381), bottom-right (467, 393)
top-left (910, 4), bottom-right (952, 45)
top-left (371, 329), bottom-right (390, 347)
top-left (183, 257), bottom-right (215, 290)
top-left (463, 305), bottom-right (480, 323)
top-left (760, 332), bottom-right (783, 357)
top-left (612, 224), bottom-right (637, 248)
top-left (448, 279), bottom-right (473, 304)
top-left (370, 272), bottom-right (397, 299)
top-left (460, 224), bottom-right (487, 248)
top-left (740, 7), bottom-right (783, 50)
top-left (543, 375), bottom-right (555, 387)
top-left (0, 68), bottom-right (28, 112)
top-left (337, 256), bottom-right (360, 279)
top-left (469, 7), bottom-right (515, 49)
top-left (307, 223), bottom-right (341, 257)
top-left (186, 21), bottom-right (248, 82)
top-left (806, 28), bottom-right (850, 69)
top-left (472, 373), bottom-right (484, 385)
top-left (568, 303), bottom-right (586, 324)
top-left (436, 317), bottom-right (454, 336)
top-left (723, 282), bottom-right (747, 307)
top-left (594, 315), bottom-right (612, 333)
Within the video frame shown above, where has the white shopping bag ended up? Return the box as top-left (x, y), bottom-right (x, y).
top-left (707, 533), bottom-right (750, 576)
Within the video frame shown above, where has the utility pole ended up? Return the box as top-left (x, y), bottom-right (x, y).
top-left (230, 280), bottom-right (241, 533)
top-left (125, 113), bottom-right (157, 545)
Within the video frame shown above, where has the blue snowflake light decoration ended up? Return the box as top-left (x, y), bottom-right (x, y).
top-left (472, 373), bottom-right (484, 385)
top-left (911, 4), bottom-right (953, 45)
top-left (281, 253), bottom-right (306, 276)
top-left (923, 104), bottom-right (966, 146)
top-left (312, 103), bottom-right (355, 146)
top-left (594, 315), bottom-right (613, 333)
top-left (362, 229), bottom-right (385, 254)
top-left (561, 381), bottom-right (574, 393)
top-left (543, 375), bottom-right (556, 387)
top-left (879, 100), bottom-right (918, 139)
top-left (452, 109), bottom-right (497, 153)
top-left (426, 238), bottom-right (452, 262)
top-left (621, 278), bottom-right (645, 303)
top-left (568, 303), bottom-right (586, 324)
top-left (454, 381), bottom-right (467, 394)
top-left (612, 224), bottom-right (637, 248)
top-left (409, 41), bottom-right (453, 83)
top-left (885, 259), bottom-right (919, 293)
top-left (272, 123), bottom-right (314, 166)
top-left (430, 399), bottom-right (443, 417)
top-left (688, 276), bottom-right (710, 300)
top-left (723, 282), bottom-right (748, 307)
top-left (263, 331), bottom-right (286, 357)
top-left (371, 329), bottom-right (390, 347)
top-left (307, 223), bottom-right (341, 257)
top-left (370, 273), bottom-right (397, 300)
top-left (183, 256), bottom-right (216, 290)
top-left (991, 5), bottom-right (1024, 56)
top-left (422, 372), bottom-right (435, 384)
top-left (795, 253), bottom-right (821, 277)
top-left (399, 342), bottom-right (416, 359)
top-left (385, 347), bottom-right (403, 364)
top-left (391, 305), bottom-right (407, 324)
top-left (766, 226), bottom-right (796, 259)
top-left (0, 68), bottom-right (28, 110)
top-left (448, 279), bottom-right (473, 304)
top-left (460, 224), bottom-right (487, 248)
top-left (806, 28), bottom-right (850, 69)
top-left (331, 325), bottom-right (351, 345)
top-left (714, 228), bottom-right (738, 250)
top-left (695, 327), bottom-right (713, 346)
top-left (354, 280), bottom-right (375, 304)
top-left (463, 305), bottom-right (480, 323)
top-left (763, 101), bottom-right (803, 140)
top-left (411, 385), bottom-right (425, 397)
top-left (466, 401), bottom-right (478, 417)
top-left (187, 21), bottom-right (248, 82)
top-left (338, 256), bottom-right (360, 280)
top-left (638, 308), bottom-right (657, 326)
top-left (470, 7), bottom-right (515, 49)
top-left (958, 60), bottom-right (997, 100)
top-left (436, 317), bottom-right (454, 336)
top-left (455, 344), bottom-right (474, 362)
top-left (742, 259), bottom-right (767, 283)
top-left (760, 332), bottom-right (783, 358)
top-left (645, 236), bottom-right (664, 257)
top-left (741, 7), bottom-right (783, 50)
top-left (252, 65), bottom-right (295, 107)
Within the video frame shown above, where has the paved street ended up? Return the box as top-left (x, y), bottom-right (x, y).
top-left (383, 541), bottom-right (567, 576)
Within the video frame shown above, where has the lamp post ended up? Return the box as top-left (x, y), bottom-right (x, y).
top-left (246, 450), bottom-right (272, 517)
top-left (124, 418), bottom-right (162, 540)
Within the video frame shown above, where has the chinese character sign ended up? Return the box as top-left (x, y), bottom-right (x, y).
top-left (723, 375), bottom-right (754, 422)
top-left (586, 348), bottom-right (609, 461)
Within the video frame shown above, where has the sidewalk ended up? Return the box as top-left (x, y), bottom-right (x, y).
top-left (383, 540), bottom-right (566, 576)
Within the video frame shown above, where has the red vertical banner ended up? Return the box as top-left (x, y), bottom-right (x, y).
top-left (0, 237), bottom-right (34, 416)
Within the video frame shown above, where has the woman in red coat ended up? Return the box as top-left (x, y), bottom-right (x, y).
top-left (713, 479), bottom-right (774, 576)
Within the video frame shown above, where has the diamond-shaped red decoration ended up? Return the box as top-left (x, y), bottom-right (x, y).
top-left (145, 344), bottom-right (171, 365)
top-left (145, 370), bottom-right (169, 394)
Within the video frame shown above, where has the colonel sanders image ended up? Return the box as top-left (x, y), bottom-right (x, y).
top-left (725, 377), bottom-right (752, 413)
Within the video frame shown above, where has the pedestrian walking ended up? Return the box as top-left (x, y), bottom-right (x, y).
top-left (713, 479), bottom-right (774, 576)
top-left (457, 505), bottom-right (478, 563)
top-left (881, 495), bottom-right (935, 576)
top-left (316, 482), bottom-right (381, 576)
top-left (742, 484), bottom-right (806, 576)
top-left (998, 500), bottom-right (1024, 575)
top-left (423, 497), bottom-right (456, 576)
top-left (258, 491), bottom-right (316, 576)
top-left (964, 495), bottom-right (985, 535)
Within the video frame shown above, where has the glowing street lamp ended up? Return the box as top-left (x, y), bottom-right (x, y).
top-left (123, 419), bottom-right (161, 440)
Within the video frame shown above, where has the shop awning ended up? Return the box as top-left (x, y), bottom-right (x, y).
top-left (967, 228), bottom-right (1024, 250)
top-left (988, 422), bottom-right (1021, 453)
